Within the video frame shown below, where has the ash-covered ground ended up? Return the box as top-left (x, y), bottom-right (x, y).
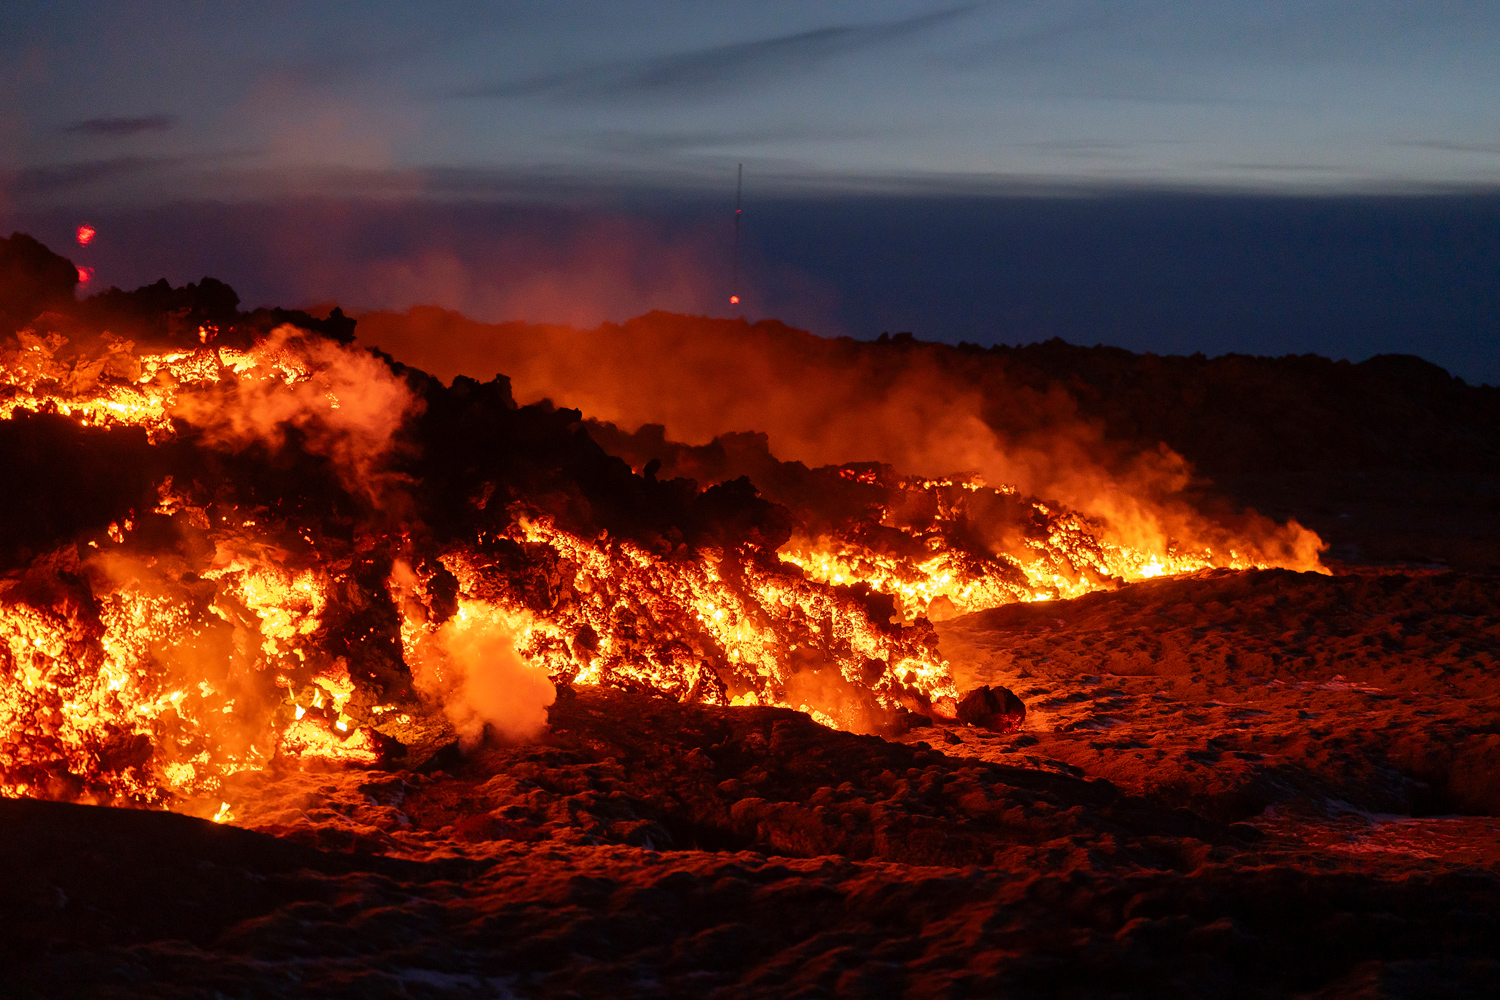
top-left (4, 233), bottom-right (1500, 998)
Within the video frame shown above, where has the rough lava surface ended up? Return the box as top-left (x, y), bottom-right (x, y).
top-left (6, 665), bottom-right (1500, 998)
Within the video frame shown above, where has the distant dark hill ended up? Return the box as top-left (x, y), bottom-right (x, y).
top-left (968, 337), bottom-right (1499, 568)
top-left (0, 231), bottom-right (355, 352)
top-left (971, 337), bottom-right (1498, 478)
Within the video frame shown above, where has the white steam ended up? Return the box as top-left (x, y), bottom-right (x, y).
top-left (390, 562), bottom-right (557, 747)
top-left (171, 325), bottom-right (420, 502)
top-left (430, 606), bottom-right (556, 745)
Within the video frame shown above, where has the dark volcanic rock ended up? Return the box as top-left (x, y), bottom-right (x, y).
top-left (0, 797), bottom-right (426, 968)
top-left (957, 684), bottom-right (1026, 732)
top-left (233, 688), bottom-right (1216, 867)
top-left (0, 413), bottom-right (162, 563)
top-left (0, 233), bottom-right (77, 335)
top-left (7, 688), bottom-right (1500, 999)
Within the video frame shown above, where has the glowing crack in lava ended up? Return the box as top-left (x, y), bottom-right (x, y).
top-left (0, 311), bottom-right (1322, 818)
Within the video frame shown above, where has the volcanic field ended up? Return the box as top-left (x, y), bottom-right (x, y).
top-left (2, 231), bottom-right (1499, 998)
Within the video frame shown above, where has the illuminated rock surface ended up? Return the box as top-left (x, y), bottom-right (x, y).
top-left (6, 676), bottom-right (1500, 997)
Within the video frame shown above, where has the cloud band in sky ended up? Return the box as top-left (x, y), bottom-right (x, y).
top-left (64, 115), bottom-right (177, 138)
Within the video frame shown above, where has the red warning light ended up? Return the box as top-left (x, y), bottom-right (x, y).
top-left (76, 224), bottom-right (96, 246)
top-left (76, 266), bottom-right (95, 283)
top-left (729, 295), bottom-right (740, 305)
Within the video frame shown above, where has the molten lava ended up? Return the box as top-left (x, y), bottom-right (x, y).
top-left (0, 274), bottom-right (1324, 819)
top-left (778, 472), bottom-right (1283, 620)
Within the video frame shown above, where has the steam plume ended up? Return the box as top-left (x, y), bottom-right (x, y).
top-left (432, 607), bottom-right (557, 745)
top-left (171, 325), bottom-right (421, 502)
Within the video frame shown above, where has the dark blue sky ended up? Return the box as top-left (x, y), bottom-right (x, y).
top-left (3, 2), bottom-right (1497, 383)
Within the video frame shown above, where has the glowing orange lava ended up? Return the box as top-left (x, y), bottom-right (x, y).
top-left (0, 316), bottom-right (1323, 816)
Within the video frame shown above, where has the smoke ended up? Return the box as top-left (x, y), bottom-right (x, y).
top-left (783, 665), bottom-right (891, 736)
top-left (357, 309), bottom-right (1324, 570)
top-left (331, 214), bottom-right (732, 330)
top-left (433, 607), bottom-right (556, 745)
top-left (390, 563), bottom-right (556, 746)
top-left (170, 325), bottom-right (421, 503)
top-left (9, 200), bottom-right (744, 333)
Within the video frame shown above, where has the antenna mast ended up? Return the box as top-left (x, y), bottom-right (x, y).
top-left (730, 163), bottom-right (743, 308)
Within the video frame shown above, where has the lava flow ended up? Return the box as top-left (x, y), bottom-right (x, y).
top-left (588, 423), bottom-right (1326, 622)
top-left (0, 233), bottom-right (1322, 820)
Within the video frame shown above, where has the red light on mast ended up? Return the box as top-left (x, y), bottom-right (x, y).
top-left (729, 295), bottom-right (739, 305)
top-left (76, 224), bottom-right (96, 246)
top-left (77, 266), bottom-right (94, 283)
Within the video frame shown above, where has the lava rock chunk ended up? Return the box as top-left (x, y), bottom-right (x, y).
top-left (956, 684), bottom-right (1026, 732)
